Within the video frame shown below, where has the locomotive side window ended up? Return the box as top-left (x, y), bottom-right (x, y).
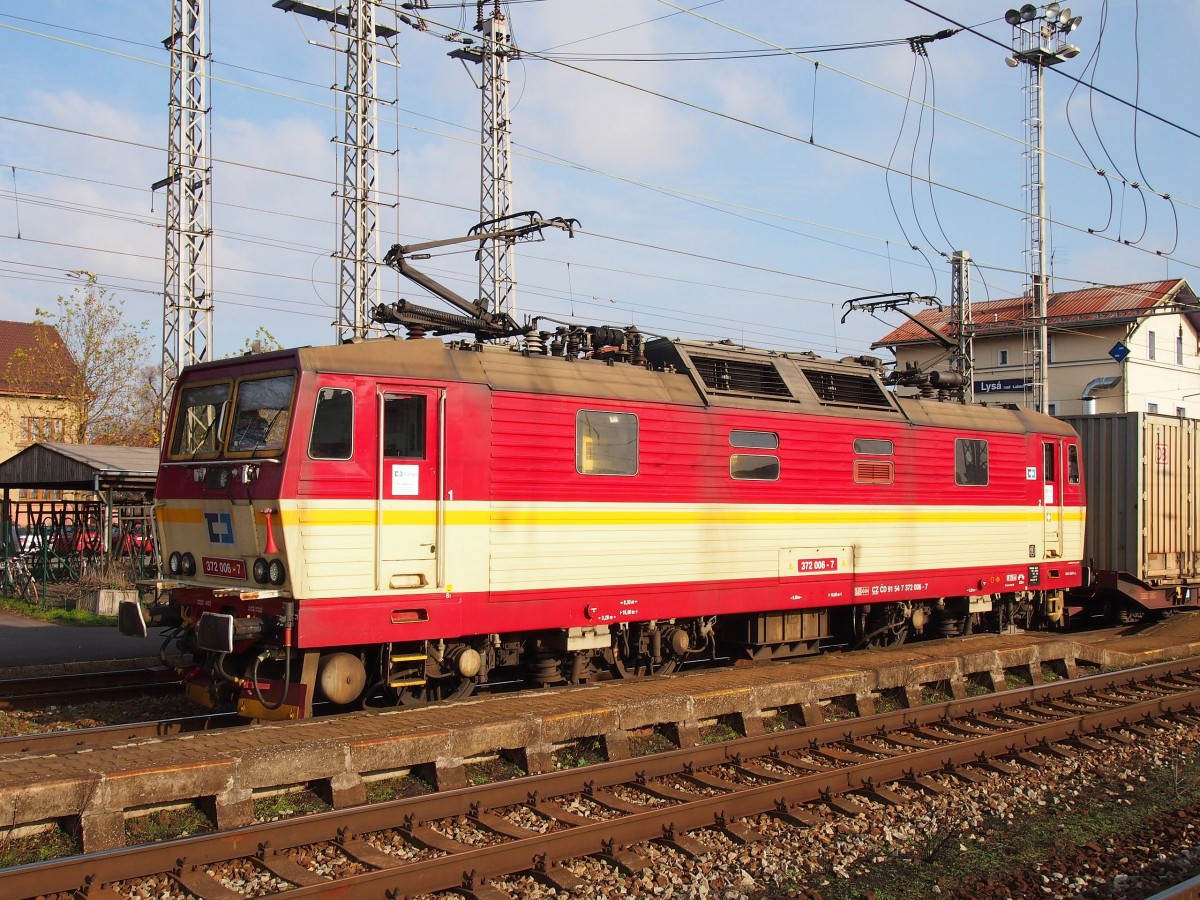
top-left (169, 381), bottom-right (229, 458)
top-left (730, 454), bottom-right (780, 481)
top-left (1068, 444), bottom-right (1080, 484)
top-left (309, 388), bottom-right (353, 460)
top-left (853, 438), bottom-right (893, 456)
top-left (577, 410), bottom-right (638, 475)
top-left (383, 396), bottom-right (426, 458)
top-left (1043, 442), bottom-right (1057, 483)
top-left (730, 430), bottom-right (779, 449)
top-left (229, 374), bottom-right (294, 454)
top-left (955, 438), bottom-right (989, 486)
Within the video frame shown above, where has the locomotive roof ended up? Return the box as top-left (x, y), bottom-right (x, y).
top-left (201, 337), bottom-right (1072, 436)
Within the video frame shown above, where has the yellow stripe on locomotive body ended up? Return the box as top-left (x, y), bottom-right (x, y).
top-left (155, 496), bottom-right (1085, 599)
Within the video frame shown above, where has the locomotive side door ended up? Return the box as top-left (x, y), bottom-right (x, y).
top-left (1042, 440), bottom-right (1064, 557)
top-left (377, 387), bottom-right (443, 590)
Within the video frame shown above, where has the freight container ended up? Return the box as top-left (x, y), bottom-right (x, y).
top-left (1059, 412), bottom-right (1200, 619)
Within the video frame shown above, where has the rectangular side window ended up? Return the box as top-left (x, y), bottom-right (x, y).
top-left (730, 454), bottom-right (780, 481)
top-left (730, 430), bottom-right (779, 449)
top-left (853, 438), bottom-right (893, 456)
top-left (577, 410), bottom-right (638, 475)
top-left (955, 438), bottom-right (989, 486)
top-left (1068, 444), bottom-right (1080, 485)
top-left (384, 396), bottom-right (426, 459)
top-left (1148, 330), bottom-right (1156, 360)
top-left (309, 388), bottom-right (354, 459)
top-left (1043, 442), bottom-right (1056, 483)
top-left (999, 349), bottom-right (1009, 366)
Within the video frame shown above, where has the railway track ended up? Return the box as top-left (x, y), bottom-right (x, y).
top-left (3, 658), bottom-right (1199, 899)
top-left (0, 710), bottom-right (238, 756)
top-left (0, 666), bottom-right (181, 711)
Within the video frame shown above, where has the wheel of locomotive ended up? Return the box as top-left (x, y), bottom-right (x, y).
top-left (608, 623), bottom-right (686, 679)
top-left (861, 602), bottom-right (909, 648)
top-left (380, 641), bottom-right (487, 707)
top-left (394, 674), bottom-right (477, 706)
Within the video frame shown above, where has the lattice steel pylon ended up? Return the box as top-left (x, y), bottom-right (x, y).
top-left (452, 2), bottom-right (518, 317)
top-left (336, 0), bottom-right (382, 341)
top-left (273, 1), bottom-right (395, 342)
top-left (950, 250), bottom-right (974, 403)
top-left (158, 0), bottom-right (213, 429)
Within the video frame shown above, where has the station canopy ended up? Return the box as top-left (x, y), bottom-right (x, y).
top-left (0, 443), bottom-right (159, 494)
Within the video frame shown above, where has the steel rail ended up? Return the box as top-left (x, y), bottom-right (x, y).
top-left (0, 710), bottom-right (237, 756)
top-left (3, 657), bottom-right (1198, 898)
top-left (0, 666), bottom-right (180, 710)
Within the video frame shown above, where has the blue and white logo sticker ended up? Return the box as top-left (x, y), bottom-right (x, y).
top-left (204, 511), bottom-right (234, 545)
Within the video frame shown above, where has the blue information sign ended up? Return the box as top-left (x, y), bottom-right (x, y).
top-left (1109, 341), bottom-right (1130, 363)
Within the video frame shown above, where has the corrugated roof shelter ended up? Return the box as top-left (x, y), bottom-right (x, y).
top-left (0, 443), bottom-right (158, 493)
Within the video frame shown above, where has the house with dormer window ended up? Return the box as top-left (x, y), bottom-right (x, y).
top-left (871, 279), bottom-right (1200, 416)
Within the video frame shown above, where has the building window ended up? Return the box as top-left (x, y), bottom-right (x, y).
top-left (577, 410), bottom-right (638, 475)
top-left (1148, 402), bottom-right (1159, 414)
top-left (1178, 407), bottom-right (1187, 418)
top-left (1048, 403), bottom-right (1057, 416)
top-left (1148, 330), bottom-right (1156, 360)
top-left (1047, 334), bottom-right (1055, 363)
top-left (21, 417), bottom-right (66, 444)
top-left (998, 349), bottom-right (1009, 366)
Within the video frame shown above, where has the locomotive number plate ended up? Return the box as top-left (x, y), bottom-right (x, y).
top-left (203, 556), bottom-right (247, 579)
top-left (797, 557), bottom-right (838, 573)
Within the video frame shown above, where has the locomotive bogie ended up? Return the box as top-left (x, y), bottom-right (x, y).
top-left (132, 337), bottom-right (1086, 718)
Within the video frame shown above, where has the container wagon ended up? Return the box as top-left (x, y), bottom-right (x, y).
top-left (1060, 412), bottom-right (1200, 621)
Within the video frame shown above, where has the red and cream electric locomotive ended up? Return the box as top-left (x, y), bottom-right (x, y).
top-left (121, 220), bottom-right (1086, 719)
top-left (122, 334), bottom-right (1085, 719)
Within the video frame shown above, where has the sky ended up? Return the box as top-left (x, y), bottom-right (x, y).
top-left (1, 0), bottom-right (1198, 372)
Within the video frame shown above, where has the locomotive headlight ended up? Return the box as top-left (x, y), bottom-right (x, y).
top-left (267, 558), bottom-right (286, 585)
top-left (168, 551), bottom-right (182, 575)
top-left (216, 468), bottom-right (230, 488)
top-left (252, 557), bottom-right (269, 584)
top-left (181, 552), bottom-right (196, 576)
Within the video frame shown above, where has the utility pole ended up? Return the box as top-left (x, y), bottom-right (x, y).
top-left (1003, 2), bottom-right (1083, 413)
top-left (450, 1), bottom-right (518, 317)
top-left (950, 250), bottom-right (974, 403)
top-left (273, 1), bottom-right (398, 342)
top-left (156, 0), bottom-right (213, 431)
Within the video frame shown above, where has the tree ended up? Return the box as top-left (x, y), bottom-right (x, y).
top-left (4, 276), bottom-right (155, 445)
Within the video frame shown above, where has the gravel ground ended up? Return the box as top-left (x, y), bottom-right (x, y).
top-left (7, 694), bottom-right (1200, 899)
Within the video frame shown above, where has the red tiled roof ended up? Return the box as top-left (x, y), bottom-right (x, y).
top-left (871, 279), bottom-right (1196, 348)
top-left (0, 320), bottom-right (83, 397)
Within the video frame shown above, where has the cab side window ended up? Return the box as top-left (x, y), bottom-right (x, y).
top-left (384, 396), bottom-right (426, 458)
top-left (309, 388), bottom-right (354, 460)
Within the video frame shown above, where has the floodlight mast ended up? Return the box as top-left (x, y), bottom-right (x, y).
top-left (1003, 2), bottom-right (1083, 414)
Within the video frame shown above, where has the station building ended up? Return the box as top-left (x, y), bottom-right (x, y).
top-left (871, 278), bottom-right (1200, 417)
